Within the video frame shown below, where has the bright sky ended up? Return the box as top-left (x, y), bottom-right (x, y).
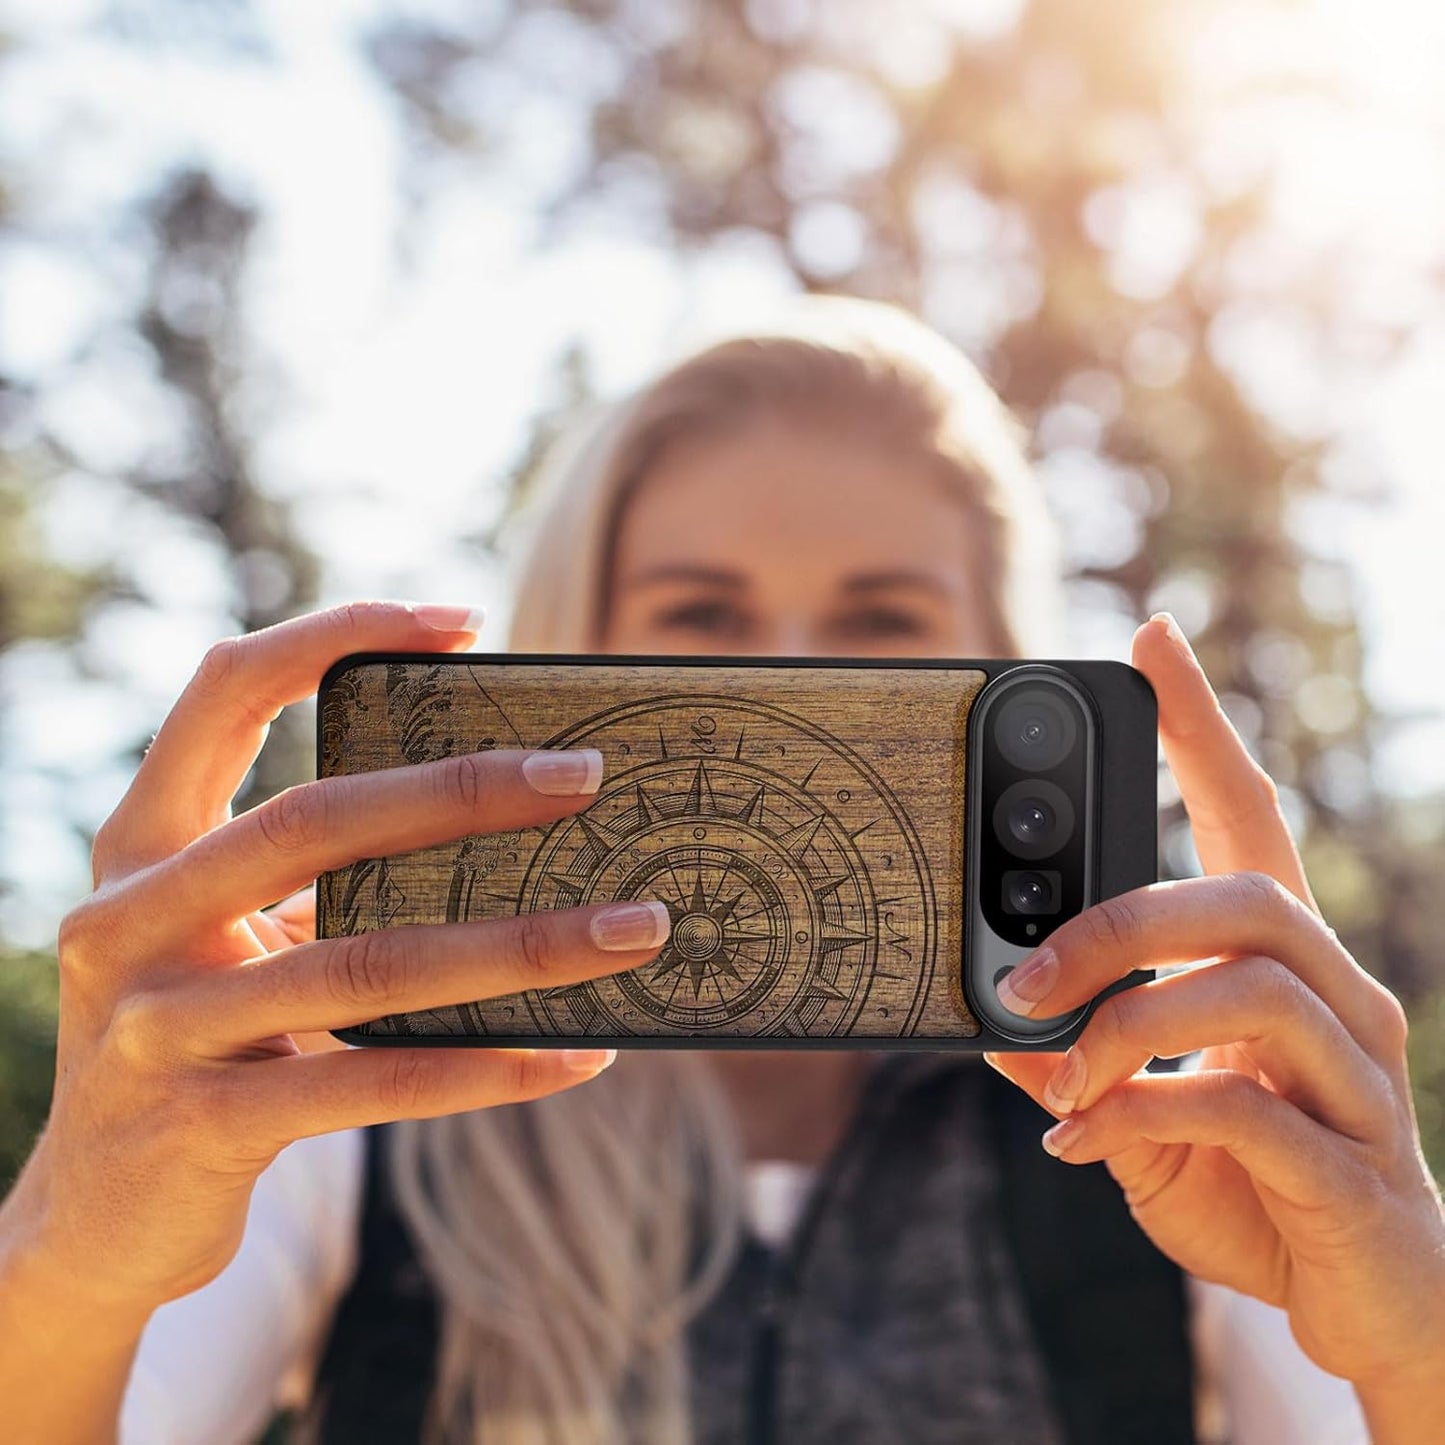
top-left (1, 0), bottom-right (1443, 947)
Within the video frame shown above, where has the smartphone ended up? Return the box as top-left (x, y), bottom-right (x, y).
top-left (315, 652), bottom-right (1158, 1052)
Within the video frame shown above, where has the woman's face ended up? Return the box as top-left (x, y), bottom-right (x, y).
top-left (601, 419), bottom-right (998, 657)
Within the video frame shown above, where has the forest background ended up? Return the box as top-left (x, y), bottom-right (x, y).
top-left (3, 0), bottom-right (1445, 1261)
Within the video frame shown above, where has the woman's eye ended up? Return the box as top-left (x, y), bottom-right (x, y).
top-left (836, 609), bottom-right (926, 637)
top-left (654, 600), bottom-right (749, 634)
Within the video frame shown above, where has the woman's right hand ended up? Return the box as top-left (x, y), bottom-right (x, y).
top-left (3, 601), bottom-right (671, 1324)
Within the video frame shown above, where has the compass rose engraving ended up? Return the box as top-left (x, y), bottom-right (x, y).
top-left (450, 694), bottom-right (936, 1039)
top-left (657, 872), bottom-right (755, 999)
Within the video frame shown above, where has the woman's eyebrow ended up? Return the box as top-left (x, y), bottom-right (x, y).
top-left (841, 570), bottom-right (953, 596)
top-left (621, 563), bottom-right (747, 589)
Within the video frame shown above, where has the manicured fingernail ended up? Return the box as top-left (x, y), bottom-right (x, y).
top-left (1042, 1117), bottom-right (1085, 1156)
top-left (522, 748), bottom-right (604, 795)
top-left (410, 603), bottom-right (487, 634)
top-left (562, 1048), bottom-right (616, 1072)
top-left (1149, 610), bottom-right (1192, 658)
top-left (590, 900), bottom-right (671, 951)
top-left (996, 948), bottom-right (1058, 1016)
top-left (1043, 1047), bottom-right (1087, 1113)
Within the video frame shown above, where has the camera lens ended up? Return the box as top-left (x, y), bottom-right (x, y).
top-left (993, 687), bottom-right (1078, 772)
top-left (1007, 797), bottom-right (1053, 847)
top-left (992, 779), bottom-right (1075, 860)
top-left (1002, 869), bottom-right (1061, 915)
top-left (1010, 874), bottom-right (1049, 911)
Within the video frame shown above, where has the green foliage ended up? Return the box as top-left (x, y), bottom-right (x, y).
top-left (0, 465), bottom-right (113, 652)
top-left (1407, 990), bottom-right (1445, 1189)
top-left (0, 951), bottom-right (59, 1192)
top-left (258, 1411), bottom-right (299, 1444)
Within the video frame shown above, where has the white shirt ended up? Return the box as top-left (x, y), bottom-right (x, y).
top-left (121, 1129), bottom-right (1372, 1445)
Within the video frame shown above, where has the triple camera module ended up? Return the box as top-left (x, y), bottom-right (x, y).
top-left (969, 667), bottom-right (1096, 960)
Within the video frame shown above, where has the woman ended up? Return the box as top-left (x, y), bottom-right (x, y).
top-left (0, 297), bottom-right (1440, 1444)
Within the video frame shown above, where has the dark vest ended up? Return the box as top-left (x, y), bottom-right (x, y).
top-left (302, 1054), bottom-right (1196, 1444)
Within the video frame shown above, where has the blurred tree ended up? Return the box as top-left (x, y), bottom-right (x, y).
top-left (0, 463), bottom-right (102, 1189)
top-left (0, 436), bottom-right (113, 652)
top-left (0, 121), bottom-right (110, 1184)
top-left (3, 161), bottom-right (322, 847)
top-left (0, 81), bottom-right (319, 1180)
top-left (124, 166), bottom-right (323, 812)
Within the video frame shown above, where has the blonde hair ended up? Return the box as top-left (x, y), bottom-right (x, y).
top-left (385, 295), bottom-right (1067, 1444)
top-left (504, 295), bottom-right (1065, 656)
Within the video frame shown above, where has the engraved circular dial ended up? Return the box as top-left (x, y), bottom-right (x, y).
top-left (502, 695), bottom-right (935, 1038)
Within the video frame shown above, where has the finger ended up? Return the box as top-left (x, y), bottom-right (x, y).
top-left (995, 871), bottom-right (1400, 1059)
top-left (261, 885), bottom-right (316, 946)
top-left (94, 600), bottom-right (486, 878)
top-left (1132, 614), bottom-right (1315, 908)
top-left (226, 1044), bottom-right (621, 1151)
top-left (1037, 955), bottom-right (1394, 1144)
top-left (981, 1049), bottom-right (1066, 1108)
top-left (180, 900), bottom-right (672, 1048)
top-left (246, 909), bottom-right (294, 952)
top-left (982, 1041), bottom-right (1263, 1114)
top-left (114, 747), bottom-right (607, 961)
top-left (267, 884), bottom-right (316, 924)
top-left (1032, 1067), bottom-right (1365, 1216)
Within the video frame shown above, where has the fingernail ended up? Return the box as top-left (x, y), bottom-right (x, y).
top-left (1042, 1117), bottom-right (1085, 1156)
top-left (1149, 610), bottom-right (1192, 658)
top-left (996, 948), bottom-right (1058, 1016)
top-left (590, 900), bottom-right (671, 951)
top-left (522, 748), bottom-right (604, 795)
top-left (562, 1048), bottom-right (617, 1072)
top-left (1043, 1047), bottom-right (1087, 1113)
top-left (410, 603), bottom-right (487, 634)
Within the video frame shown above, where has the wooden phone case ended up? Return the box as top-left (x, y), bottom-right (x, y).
top-left (316, 653), bottom-right (1157, 1051)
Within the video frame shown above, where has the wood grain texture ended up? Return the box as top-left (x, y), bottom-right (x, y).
top-left (318, 658), bottom-right (987, 1041)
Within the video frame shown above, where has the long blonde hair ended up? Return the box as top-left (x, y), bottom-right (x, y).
top-left (387, 295), bottom-right (1067, 1444)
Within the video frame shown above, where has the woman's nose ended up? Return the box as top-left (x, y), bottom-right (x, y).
top-left (754, 619), bottom-right (838, 657)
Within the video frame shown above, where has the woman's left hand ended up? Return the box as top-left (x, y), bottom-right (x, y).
top-left (983, 613), bottom-right (1445, 1414)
